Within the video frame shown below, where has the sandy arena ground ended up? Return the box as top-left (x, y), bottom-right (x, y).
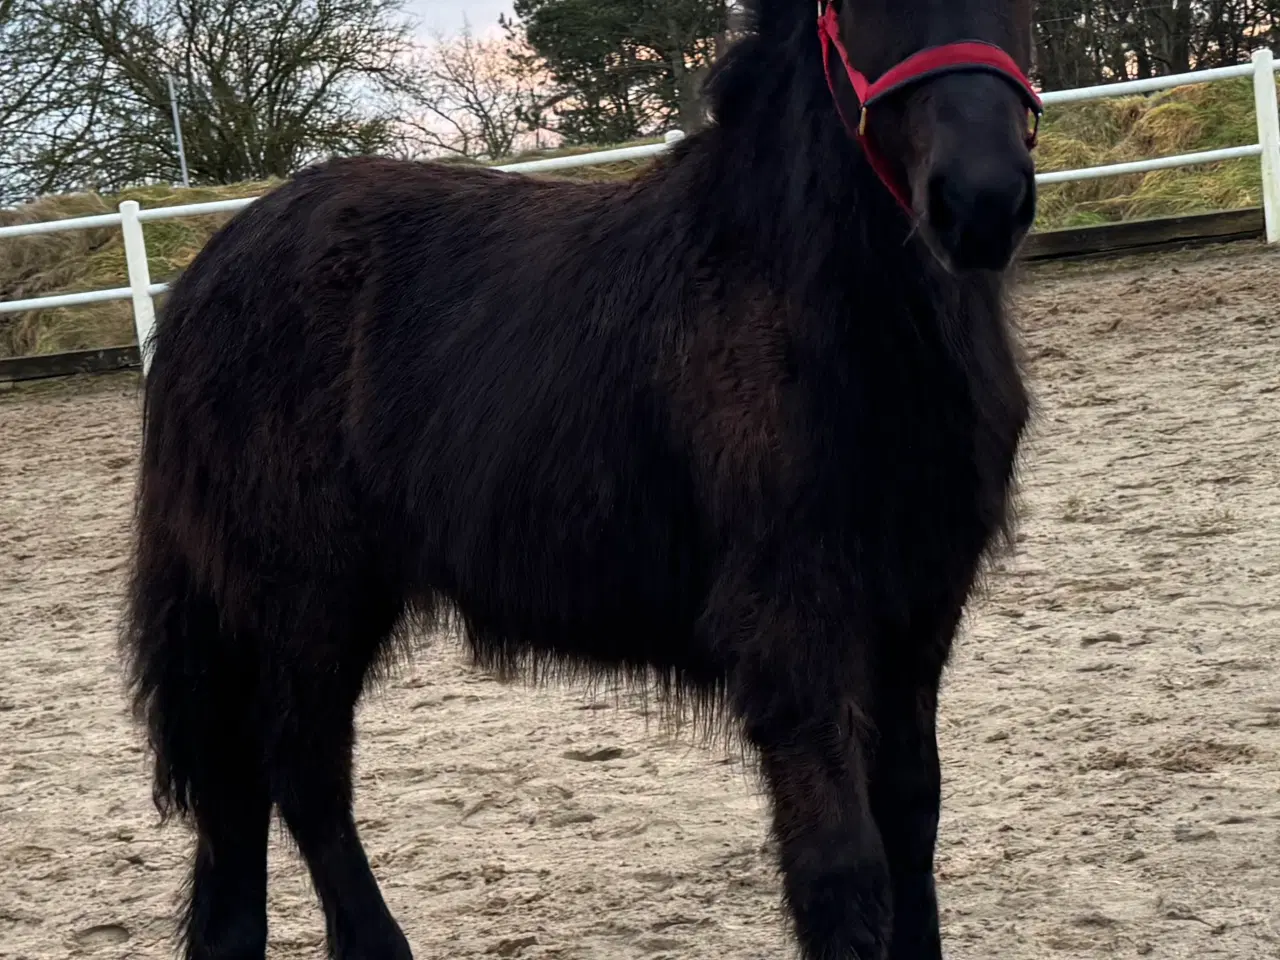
top-left (2, 242), bottom-right (1279, 960)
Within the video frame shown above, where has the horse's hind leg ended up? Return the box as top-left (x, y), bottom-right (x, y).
top-left (264, 570), bottom-right (411, 960)
top-left (186, 696), bottom-right (272, 960)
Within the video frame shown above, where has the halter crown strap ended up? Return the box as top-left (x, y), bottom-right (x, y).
top-left (817, 0), bottom-right (1044, 212)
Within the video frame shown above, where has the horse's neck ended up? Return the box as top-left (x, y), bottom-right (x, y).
top-left (719, 135), bottom-right (1010, 374)
top-left (684, 117), bottom-right (926, 278)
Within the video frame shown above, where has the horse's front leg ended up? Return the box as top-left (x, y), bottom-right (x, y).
top-left (870, 669), bottom-right (945, 960)
top-left (708, 554), bottom-right (892, 960)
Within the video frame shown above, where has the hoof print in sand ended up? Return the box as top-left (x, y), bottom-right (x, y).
top-left (563, 746), bottom-right (629, 762)
top-left (73, 924), bottom-right (131, 950)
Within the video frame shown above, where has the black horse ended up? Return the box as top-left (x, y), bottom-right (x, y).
top-left (124, 0), bottom-right (1042, 957)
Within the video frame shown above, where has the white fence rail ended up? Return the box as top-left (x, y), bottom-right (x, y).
top-left (3, 51), bottom-right (1279, 376)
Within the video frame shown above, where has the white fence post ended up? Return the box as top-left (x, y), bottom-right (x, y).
top-left (119, 200), bottom-right (157, 374)
top-left (1253, 48), bottom-right (1280, 244)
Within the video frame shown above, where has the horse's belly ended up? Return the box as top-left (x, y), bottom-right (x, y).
top-left (420, 460), bottom-right (710, 672)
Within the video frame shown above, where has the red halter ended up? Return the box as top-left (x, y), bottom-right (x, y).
top-left (816, 0), bottom-right (1043, 212)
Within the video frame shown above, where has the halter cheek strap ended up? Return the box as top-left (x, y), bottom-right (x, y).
top-left (816, 1), bottom-right (1044, 212)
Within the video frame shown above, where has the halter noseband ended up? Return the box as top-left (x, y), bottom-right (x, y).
top-left (816, 0), bottom-right (1044, 212)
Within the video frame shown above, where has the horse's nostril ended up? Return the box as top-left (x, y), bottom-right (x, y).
top-left (927, 172), bottom-right (960, 234)
top-left (1015, 171), bottom-right (1037, 224)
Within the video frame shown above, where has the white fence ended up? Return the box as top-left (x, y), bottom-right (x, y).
top-left (2, 49), bottom-right (1279, 376)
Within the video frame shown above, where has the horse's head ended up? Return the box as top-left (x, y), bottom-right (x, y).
top-left (822, 0), bottom-right (1040, 271)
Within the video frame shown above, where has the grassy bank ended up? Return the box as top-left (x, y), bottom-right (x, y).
top-left (1, 76), bottom-right (1274, 358)
top-left (1035, 77), bottom-right (1270, 226)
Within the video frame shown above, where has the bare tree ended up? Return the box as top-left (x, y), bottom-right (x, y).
top-left (0, 1), bottom-right (82, 151)
top-left (1033, 0), bottom-right (1279, 90)
top-left (0, 0), bottom-right (413, 203)
top-left (395, 24), bottom-right (552, 161)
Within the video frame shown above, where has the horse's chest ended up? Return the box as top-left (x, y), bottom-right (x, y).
top-left (665, 296), bottom-right (1025, 592)
top-left (849, 375), bottom-right (1024, 629)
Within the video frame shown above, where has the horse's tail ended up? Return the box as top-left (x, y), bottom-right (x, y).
top-left (123, 517), bottom-right (250, 820)
top-left (122, 300), bottom-right (261, 820)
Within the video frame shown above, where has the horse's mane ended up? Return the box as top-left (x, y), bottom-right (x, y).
top-left (685, 0), bottom-right (908, 303)
top-left (703, 0), bottom-right (826, 129)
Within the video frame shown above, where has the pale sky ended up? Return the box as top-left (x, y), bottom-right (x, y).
top-left (406, 0), bottom-right (513, 38)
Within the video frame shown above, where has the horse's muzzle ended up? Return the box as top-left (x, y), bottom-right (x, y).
top-left (924, 153), bottom-right (1036, 272)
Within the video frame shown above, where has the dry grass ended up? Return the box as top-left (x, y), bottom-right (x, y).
top-left (1, 76), bottom-right (1275, 358)
top-left (1035, 77), bottom-right (1273, 227)
top-left (0, 181), bottom-right (279, 357)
